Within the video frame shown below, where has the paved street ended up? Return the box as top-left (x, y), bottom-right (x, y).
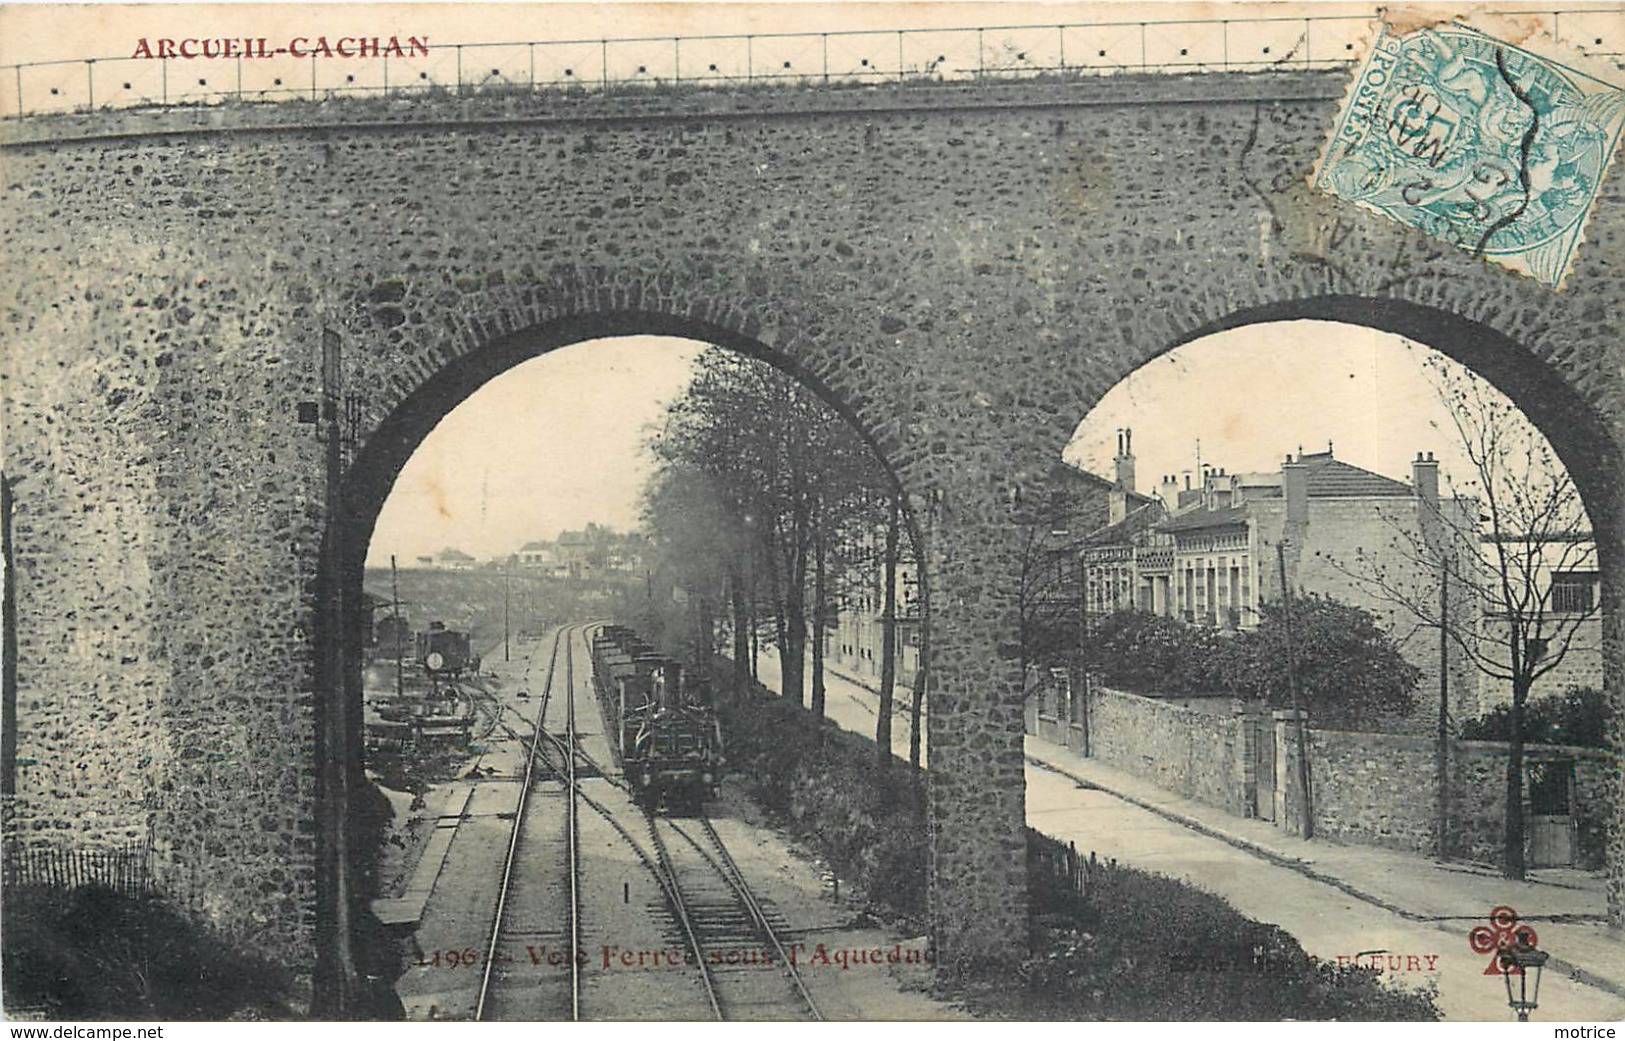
top-left (752, 648), bottom-right (1625, 1022)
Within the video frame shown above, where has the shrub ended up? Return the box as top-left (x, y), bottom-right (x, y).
top-left (2, 886), bottom-right (295, 1019)
top-left (1085, 598), bottom-right (1423, 728)
top-left (1231, 595), bottom-right (1421, 727)
top-left (1461, 686), bottom-right (1612, 749)
top-left (1083, 610), bottom-right (1232, 695)
top-left (715, 664), bottom-right (927, 920)
top-left (1004, 836), bottom-right (1441, 1021)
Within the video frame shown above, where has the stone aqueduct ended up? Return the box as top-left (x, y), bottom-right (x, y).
top-left (2, 70), bottom-right (1621, 1006)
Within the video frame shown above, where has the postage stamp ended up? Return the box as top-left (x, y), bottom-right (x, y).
top-left (1311, 18), bottom-right (1625, 288)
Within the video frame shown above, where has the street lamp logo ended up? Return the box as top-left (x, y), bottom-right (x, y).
top-left (1468, 905), bottom-right (1536, 976)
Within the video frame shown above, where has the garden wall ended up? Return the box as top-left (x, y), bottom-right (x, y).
top-left (1061, 685), bottom-right (1614, 870)
top-left (1278, 728), bottom-right (1614, 869)
top-left (1084, 687), bottom-right (1249, 817)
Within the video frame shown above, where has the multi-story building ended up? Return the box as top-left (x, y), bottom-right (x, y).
top-left (828, 431), bottom-right (1154, 693)
top-left (1476, 533), bottom-right (1602, 711)
top-left (1084, 445), bottom-right (1483, 725)
top-left (827, 543), bottom-right (922, 689)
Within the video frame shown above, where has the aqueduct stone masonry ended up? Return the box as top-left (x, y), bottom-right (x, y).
top-left (3, 71), bottom-right (1621, 1007)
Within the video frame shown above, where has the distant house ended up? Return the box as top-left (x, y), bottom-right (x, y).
top-left (435, 547), bottom-right (476, 571)
top-left (517, 541), bottom-right (557, 568)
top-left (555, 529), bottom-right (592, 577)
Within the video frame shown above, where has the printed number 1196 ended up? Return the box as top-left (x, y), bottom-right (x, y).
top-left (419, 947), bottom-right (481, 968)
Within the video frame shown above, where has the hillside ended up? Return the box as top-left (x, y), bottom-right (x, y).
top-left (363, 568), bottom-right (640, 658)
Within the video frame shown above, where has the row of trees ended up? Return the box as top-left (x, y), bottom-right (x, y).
top-left (639, 349), bottom-right (923, 769)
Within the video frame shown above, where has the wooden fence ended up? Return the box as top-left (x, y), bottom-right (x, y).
top-left (1026, 827), bottom-right (1116, 900)
top-left (3, 844), bottom-right (153, 894)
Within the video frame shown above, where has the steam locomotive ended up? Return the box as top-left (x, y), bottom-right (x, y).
top-left (416, 621), bottom-right (480, 676)
top-left (590, 625), bottom-right (723, 810)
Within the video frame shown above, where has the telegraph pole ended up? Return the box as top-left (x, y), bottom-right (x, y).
top-left (1276, 541), bottom-right (1314, 840)
top-left (503, 566), bottom-right (511, 662)
top-left (311, 326), bottom-right (359, 1014)
top-left (1435, 575), bottom-right (1450, 859)
top-left (391, 554), bottom-right (404, 700)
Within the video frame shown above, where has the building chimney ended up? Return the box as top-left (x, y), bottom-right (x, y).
top-left (1159, 473), bottom-right (1180, 510)
top-left (1414, 450), bottom-right (1442, 555)
top-left (1283, 453), bottom-right (1309, 533)
top-left (1114, 426), bottom-right (1137, 493)
top-left (1412, 451), bottom-right (1439, 506)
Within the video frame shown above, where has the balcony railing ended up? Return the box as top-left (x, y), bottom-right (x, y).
top-left (1137, 548), bottom-right (1174, 571)
top-left (3, 9), bottom-right (1618, 120)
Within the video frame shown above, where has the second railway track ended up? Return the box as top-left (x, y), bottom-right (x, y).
top-left (471, 622), bottom-right (825, 1021)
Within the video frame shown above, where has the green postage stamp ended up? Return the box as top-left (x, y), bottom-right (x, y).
top-left (1312, 19), bottom-right (1625, 288)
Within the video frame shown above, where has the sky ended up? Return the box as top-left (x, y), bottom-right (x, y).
top-left (367, 320), bottom-right (1569, 567)
top-left (1064, 320), bottom-right (1519, 498)
top-left (366, 337), bottom-right (703, 566)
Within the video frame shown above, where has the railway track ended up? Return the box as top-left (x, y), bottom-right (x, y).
top-left (644, 813), bottom-right (823, 1021)
top-left (474, 624), bottom-right (582, 1021)
top-left (474, 623), bottom-right (821, 1021)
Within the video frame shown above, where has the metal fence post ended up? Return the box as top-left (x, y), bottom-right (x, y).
top-left (85, 59), bottom-right (93, 110)
top-left (978, 28), bottom-right (985, 76)
top-left (1140, 22), bottom-right (1147, 71)
top-left (161, 56), bottom-right (168, 104)
top-left (601, 39), bottom-right (608, 91)
top-left (821, 33), bottom-right (828, 85)
top-left (1222, 20), bottom-right (1230, 70)
top-left (1304, 18), bottom-right (1312, 66)
top-left (237, 54), bottom-right (243, 99)
top-left (311, 53), bottom-right (317, 100)
top-left (527, 43), bottom-right (533, 88)
top-left (14, 65), bottom-right (22, 116)
top-left (674, 37), bottom-right (680, 83)
top-left (898, 30), bottom-right (905, 81)
top-left (1058, 24), bottom-right (1066, 71)
top-left (455, 44), bottom-right (462, 94)
top-left (383, 53), bottom-right (389, 94)
top-left (747, 35), bottom-right (754, 84)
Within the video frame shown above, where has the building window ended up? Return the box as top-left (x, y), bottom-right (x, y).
top-left (1550, 571), bottom-right (1598, 614)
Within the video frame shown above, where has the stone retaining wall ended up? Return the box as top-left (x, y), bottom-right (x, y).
top-left (1085, 686), bottom-right (1248, 817)
top-left (1279, 728), bottom-right (1614, 870)
top-left (1067, 690), bottom-right (1614, 870)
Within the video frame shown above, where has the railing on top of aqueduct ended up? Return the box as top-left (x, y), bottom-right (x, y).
top-left (2, 9), bottom-right (1621, 120)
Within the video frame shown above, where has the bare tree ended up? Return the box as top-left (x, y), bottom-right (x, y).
top-left (1327, 357), bottom-right (1598, 879)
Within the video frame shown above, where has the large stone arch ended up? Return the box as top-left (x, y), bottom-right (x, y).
top-left (1061, 293), bottom-right (1624, 927)
top-left (317, 288), bottom-right (1026, 1005)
